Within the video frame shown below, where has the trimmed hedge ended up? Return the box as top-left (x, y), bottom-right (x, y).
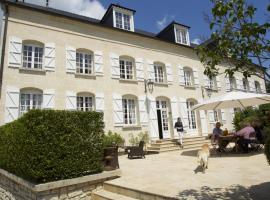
top-left (0, 110), bottom-right (105, 183)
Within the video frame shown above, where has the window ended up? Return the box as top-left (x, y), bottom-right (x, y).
top-left (76, 51), bottom-right (93, 74)
top-left (23, 44), bottom-right (43, 69)
top-left (186, 100), bottom-right (197, 129)
top-left (154, 64), bottom-right (165, 83)
top-left (175, 27), bottom-right (188, 45)
top-left (255, 81), bottom-right (261, 93)
top-left (77, 94), bottom-right (94, 111)
top-left (183, 68), bottom-right (194, 86)
top-left (122, 98), bottom-right (136, 125)
top-left (115, 11), bottom-right (131, 31)
top-left (229, 77), bottom-right (237, 90)
top-left (213, 110), bottom-right (219, 122)
top-left (120, 58), bottom-right (133, 79)
top-left (243, 78), bottom-right (249, 92)
top-left (208, 76), bottom-right (217, 90)
top-left (20, 90), bottom-right (43, 116)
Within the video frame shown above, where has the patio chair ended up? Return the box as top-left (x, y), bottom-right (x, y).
top-left (210, 134), bottom-right (221, 157)
top-left (127, 141), bottom-right (145, 159)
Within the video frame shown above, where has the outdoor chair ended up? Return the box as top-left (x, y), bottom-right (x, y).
top-left (210, 134), bottom-right (221, 157)
top-left (127, 141), bottom-right (145, 159)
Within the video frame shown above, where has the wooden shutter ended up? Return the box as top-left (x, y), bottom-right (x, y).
top-left (225, 77), bottom-right (231, 91)
top-left (249, 79), bottom-right (255, 92)
top-left (147, 60), bottom-right (154, 81)
top-left (66, 46), bottom-right (76, 73)
top-left (43, 89), bottom-right (55, 109)
top-left (171, 97), bottom-right (179, 136)
top-left (236, 76), bottom-right (243, 91)
top-left (110, 53), bottom-right (120, 79)
top-left (113, 93), bottom-right (123, 125)
top-left (199, 110), bottom-right (208, 134)
top-left (5, 86), bottom-right (20, 123)
top-left (139, 95), bottom-right (148, 126)
top-left (8, 36), bottom-right (22, 68)
top-left (221, 109), bottom-right (226, 123)
top-left (94, 51), bottom-right (103, 76)
top-left (136, 58), bottom-right (144, 81)
top-left (166, 63), bottom-right (173, 84)
top-left (95, 93), bottom-right (104, 112)
top-left (148, 95), bottom-right (159, 139)
top-left (203, 75), bottom-right (209, 87)
top-left (44, 43), bottom-right (56, 71)
top-left (193, 67), bottom-right (199, 87)
top-left (66, 91), bottom-right (76, 110)
top-left (260, 80), bottom-right (266, 93)
top-left (216, 75), bottom-right (221, 90)
top-left (178, 65), bottom-right (185, 86)
top-left (179, 97), bottom-right (188, 128)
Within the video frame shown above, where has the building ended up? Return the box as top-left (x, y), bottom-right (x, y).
top-left (0, 0), bottom-right (266, 143)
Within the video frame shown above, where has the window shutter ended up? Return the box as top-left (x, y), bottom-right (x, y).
top-left (148, 95), bottom-right (159, 139)
top-left (110, 53), bottom-right (120, 79)
top-left (113, 93), bottom-right (123, 125)
top-left (66, 46), bottom-right (76, 73)
top-left (249, 79), bottom-right (255, 92)
top-left (179, 97), bottom-right (188, 128)
top-left (5, 86), bottom-right (20, 123)
top-left (216, 76), bottom-right (221, 90)
top-left (225, 77), bottom-right (231, 91)
top-left (66, 91), bottom-right (77, 110)
top-left (178, 65), bottom-right (185, 86)
top-left (208, 110), bottom-right (215, 123)
top-left (199, 110), bottom-right (208, 134)
top-left (147, 60), bottom-right (154, 81)
top-left (260, 80), bottom-right (266, 93)
top-left (95, 93), bottom-right (104, 112)
top-left (44, 43), bottom-right (55, 71)
top-left (193, 68), bottom-right (199, 87)
top-left (166, 63), bottom-right (173, 84)
top-left (171, 97), bottom-right (179, 136)
top-left (221, 109), bottom-right (226, 123)
top-left (8, 36), bottom-right (22, 68)
top-left (236, 77), bottom-right (243, 91)
top-left (136, 58), bottom-right (144, 81)
top-left (139, 95), bottom-right (148, 126)
top-left (43, 89), bottom-right (55, 109)
top-left (203, 75), bottom-right (209, 87)
top-left (94, 51), bottom-right (103, 76)
top-left (229, 108), bottom-right (235, 120)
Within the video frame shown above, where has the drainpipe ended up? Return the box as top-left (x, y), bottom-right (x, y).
top-left (0, 2), bottom-right (8, 98)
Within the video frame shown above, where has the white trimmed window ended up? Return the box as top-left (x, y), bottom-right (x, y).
top-left (122, 97), bottom-right (136, 125)
top-left (23, 44), bottom-right (44, 69)
top-left (77, 93), bottom-right (94, 111)
top-left (76, 51), bottom-right (93, 74)
top-left (154, 63), bottom-right (165, 83)
top-left (208, 76), bottom-right (217, 90)
top-left (214, 110), bottom-right (219, 122)
top-left (229, 77), bottom-right (237, 90)
top-left (120, 57), bottom-right (134, 79)
top-left (186, 100), bottom-right (197, 129)
top-left (20, 89), bottom-right (43, 116)
top-left (183, 68), bottom-right (194, 86)
top-left (175, 27), bottom-right (189, 45)
top-left (255, 81), bottom-right (261, 93)
top-left (115, 11), bottom-right (131, 31)
top-left (243, 78), bottom-right (249, 92)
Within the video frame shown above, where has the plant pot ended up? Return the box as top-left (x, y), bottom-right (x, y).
top-left (103, 146), bottom-right (119, 171)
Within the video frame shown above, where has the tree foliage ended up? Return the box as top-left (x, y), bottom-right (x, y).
top-left (197, 0), bottom-right (270, 83)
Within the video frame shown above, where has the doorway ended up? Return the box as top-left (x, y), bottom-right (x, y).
top-left (156, 99), bottom-right (169, 139)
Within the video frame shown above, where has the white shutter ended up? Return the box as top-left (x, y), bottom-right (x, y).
top-left (179, 98), bottom-right (188, 128)
top-left (229, 108), bottom-right (235, 121)
top-left (193, 68), bottom-right (199, 87)
top-left (94, 51), bottom-right (103, 76)
top-left (260, 80), bottom-right (266, 93)
top-left (148, 95), bottom-right (159, 139)
top-left (199, 110), bottom-right (208, 134)
top-left (208, 110), bottom-right (215, 123)
top-left (44, 43), bottom-right (55, 71)
top-left (95, 93), bottom-right (104, 112)
top-left (139, 95), bottom-right (148, 126)
top-left (221, 109), bottom-right (226, 123)
top-left (43, 89), bottom-right (55, 109)
top-left (5, 86), bottom-right (19, 123)
top-left (136, 58), bottom-right (144, 81)
top-left (225, 77), bottom-right (231, 91)
top-left (110, 53), bottom-right (120, 79)
top-left (147, 60), bottom-right (154, 81)
top-left (178, 65), bottom-right (185, 86)
top-left (113, 93), bottom-right (123, 125)
top-left (204, 75), bottom-right (209, 87)
top-left (249, 79), bottom-right (255, 92)
top-left (66, 91), bottom-right (76, 110)
top-left (166, 63), bottom-right (173, 84)
top-left (66, 46), bottom-right (76, 73)
top-left (236, 77), bottom-right (243, 91)
top-left (8, 36), bottom-right (22, 68)
top-left (171, 97), bottom-right (179, 136)
top-left (216, 75), bottom-right (221, 90)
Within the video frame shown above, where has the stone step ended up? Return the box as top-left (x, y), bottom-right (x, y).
top-left (183, 136), bottom-right (208, 142)
top-left (147, 146), bottom-right (180, 152)
top-left (103, 182), bottom-right (176, 200)
top-left (183, 143), bottom-right (208, 150)
top-left (92, 189), bottom-right (139, 200)
top-left (150, 143), bottom-right (178, 148)
top-left (183, 140), bottom-right (210, 145)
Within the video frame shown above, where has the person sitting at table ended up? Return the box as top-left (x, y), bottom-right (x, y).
top-left (234, 122), bottom-right (255, 153)
top-left (212, 122), bottom-right (223, 142)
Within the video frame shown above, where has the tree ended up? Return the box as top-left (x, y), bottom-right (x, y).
top-left (196, 0), bottom-right (270, 83)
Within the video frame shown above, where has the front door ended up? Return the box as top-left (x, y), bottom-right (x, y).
top-left (156, 100), bottom-right (169, 139)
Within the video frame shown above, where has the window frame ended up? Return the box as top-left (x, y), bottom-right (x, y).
top-left (186, 100), bottom-right (197, 130)
top-left (174, 25), bottom-right (190, 45)
top-left (255, 81), bottom-right (261, 93)
top-left (208, 76), bottom-right (217, 90)
top-left (76, 51), bottom-right (94, 75)
top-left (229, 77), bottom-right (237, 90)
top-left (122, 97), bottom-right (137, 125)
top-left (22, 44), bottom-right (44, 69)
top-left (20, 90), bottom-right (43, 116)
top-left (113, 8), bottom-right (134, 31)
top-left (183, 68), bottom-right (194, 86)
top-left (154, 63), bottom-right (165, 83)
top-left (243, 78), bottom-right (250, 92)
top-left (76, 94), bottom-right (94, 111)
top-left (119, 57), bottom-right (134, 80)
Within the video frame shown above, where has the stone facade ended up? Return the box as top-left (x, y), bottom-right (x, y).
top-left (0, 168), bottom-right (121, 200)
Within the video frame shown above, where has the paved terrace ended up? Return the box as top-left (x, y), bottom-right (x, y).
top-left (108, 150), bottom-right (270, 199)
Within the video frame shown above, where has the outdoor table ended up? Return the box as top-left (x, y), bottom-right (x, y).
top-left (218, 135), bottom-right (239, 152)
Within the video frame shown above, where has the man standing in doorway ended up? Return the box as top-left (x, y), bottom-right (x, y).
top-left (175, 117), bottom-right (184, 148)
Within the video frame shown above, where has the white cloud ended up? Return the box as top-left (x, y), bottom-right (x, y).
top-left (156, 15), bottom-right (175, 30)
top-left (24, 0), bottom-right (106, 20)
top-left (191, 38), bottom-right (202, 45)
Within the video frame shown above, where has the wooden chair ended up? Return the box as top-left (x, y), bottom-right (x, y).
top-left (127, 141), bottom-right (145, 159)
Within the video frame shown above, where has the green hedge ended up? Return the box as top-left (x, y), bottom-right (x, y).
top-left (0, 110), bottom-right (105, 183)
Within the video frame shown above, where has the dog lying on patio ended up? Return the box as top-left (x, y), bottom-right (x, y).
top-left (197, 144), bottom-right (210, 173)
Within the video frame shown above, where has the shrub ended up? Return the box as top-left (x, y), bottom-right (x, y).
top-left (129, 132), bottom-right (150, 146)
top-left (103, 131), bottom-right (125, 147)
top-left (0, 110), bottom-right (104, 183)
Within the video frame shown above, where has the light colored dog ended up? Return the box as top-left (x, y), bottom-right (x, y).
top-left (197, 144), bottom-right (210, 173)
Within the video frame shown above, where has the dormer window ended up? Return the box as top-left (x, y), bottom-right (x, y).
top-left (113, 7), bottom-right (134, 31)
top-left (174, 25), bottom-right (190, 45)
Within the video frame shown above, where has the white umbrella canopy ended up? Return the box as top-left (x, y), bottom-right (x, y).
top-left (193, 91), bottom-right (270, 111)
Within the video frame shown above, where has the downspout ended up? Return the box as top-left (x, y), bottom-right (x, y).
top-left (0, 2), bottom-right (8, 98)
